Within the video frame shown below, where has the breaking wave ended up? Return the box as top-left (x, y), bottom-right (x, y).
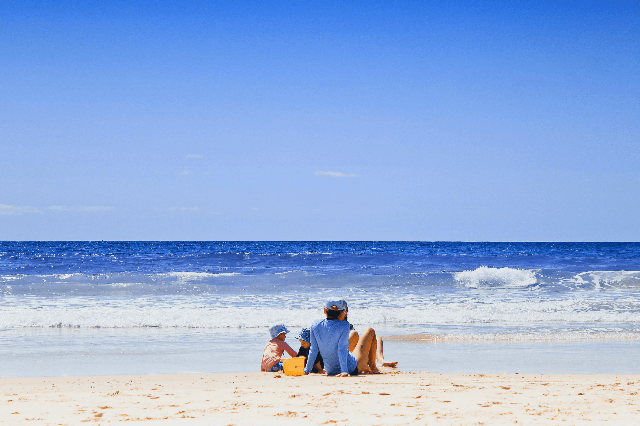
top-left (454, 267), bottom-right (538, 288)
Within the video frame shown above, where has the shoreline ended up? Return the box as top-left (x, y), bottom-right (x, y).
top-left (385, 332), bottom-right (640, 342)
top-left (2, 371), bottom-right (639, 424)
top-left (5, 331), bottom-right (640, 378)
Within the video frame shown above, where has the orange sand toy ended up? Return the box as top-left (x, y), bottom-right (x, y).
top-left (283, 357), bottom-right (306, 376)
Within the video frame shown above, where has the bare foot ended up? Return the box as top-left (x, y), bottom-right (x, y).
top-left (361, 366), bottom-right (381, 374)
top-left (381, 361), bottom-right (398, 368)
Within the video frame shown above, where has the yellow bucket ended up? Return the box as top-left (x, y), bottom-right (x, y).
top-left (283, 357), bottom-right (306, 376)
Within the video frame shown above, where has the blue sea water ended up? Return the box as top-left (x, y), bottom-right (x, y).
top-left (1, 241), bottom-right (639, 377)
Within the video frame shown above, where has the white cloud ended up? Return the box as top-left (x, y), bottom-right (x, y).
top-left (168, 207), bottom-right (200, 211)
top-left (48, 206), bottom-right (114, 212)
top-left (185, 154), bottom-right (202, 159)
top-left (0, 204), bottom-right (41, 214)
top-left (315, 171), bottom-right (361, 178)
top-left (176, 171), bottom-right (195, 175)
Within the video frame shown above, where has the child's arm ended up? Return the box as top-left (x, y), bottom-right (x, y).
top-left (279, 341), bottom-right (298, 358)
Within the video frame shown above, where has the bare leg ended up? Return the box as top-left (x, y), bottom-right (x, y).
top-left (351, 327), bottom-right (380, 374)
top-left (348, 330), bottom-right (359, 352)
top-left (376, 336), bottom-right (398, 368)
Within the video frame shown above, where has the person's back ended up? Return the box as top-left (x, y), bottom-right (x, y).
top-left (305, 301), bottom-right (358, 376)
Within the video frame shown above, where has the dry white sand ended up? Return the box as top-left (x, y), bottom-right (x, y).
top-left (2, 370), bottom-right (640, 425)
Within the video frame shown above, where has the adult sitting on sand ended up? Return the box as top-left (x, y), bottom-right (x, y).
top-left (304, 299), bottom-right (382, 376)
top-left (343, 300), bottom-right (398, 368)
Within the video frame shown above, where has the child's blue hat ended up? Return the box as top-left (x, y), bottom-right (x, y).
top-left (325, 299), bottom-right (346, 311)
top-left (295, 328), bottom-right (311, 342)
top-left (269, 324), bottom-right (290, 339)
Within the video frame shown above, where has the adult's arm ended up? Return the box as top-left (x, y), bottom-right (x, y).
top-left (304, 329), bottom-right (320, 374)
top-left (337, 325), bottom-right (350, 374)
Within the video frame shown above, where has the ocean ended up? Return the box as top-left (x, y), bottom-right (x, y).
top-left (2, 241), bottom-right (640, 377)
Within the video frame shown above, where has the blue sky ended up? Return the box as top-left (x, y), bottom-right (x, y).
top-left (1, 1), bottom-right (638, 241)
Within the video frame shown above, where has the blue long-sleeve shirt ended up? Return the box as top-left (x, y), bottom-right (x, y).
top-left (304, 318), bottom-right (357, 375)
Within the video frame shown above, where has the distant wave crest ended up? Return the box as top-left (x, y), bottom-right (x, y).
top-left (454, 267), bottom-right (538, 288)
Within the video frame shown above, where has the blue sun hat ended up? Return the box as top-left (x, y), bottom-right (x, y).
top-left (295, 328), bottom-right (311, 343)
top-left (269, 324), bottom-right (290, 339)
top-left (325, 299), bottom-right (346, 311)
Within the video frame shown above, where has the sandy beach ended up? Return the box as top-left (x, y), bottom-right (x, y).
top-left (2, 370), bottom-right (639, 425)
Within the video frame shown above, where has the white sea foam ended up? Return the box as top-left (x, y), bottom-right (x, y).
top-left (0, 275), bottom-right (22, 283)
top-left (2, 268), bottom-right (640, 340)
top-left (54, 274), bottom-right (75, 280)
top-left (454, 267), bottom-right (538, 288)
top-left (2, 294), bottom-right (639, 331)
top-left (580, 271), bottom-right (640, 289)
top-left (165, 272), bottom-right (240, 280)
top-left (274, 270), bottom-right (304, 276)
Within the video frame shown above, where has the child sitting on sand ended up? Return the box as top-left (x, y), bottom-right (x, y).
top-left (261, 324), bottom-right (298, 372)
top-left (296, 328), bottom-right (325, 374)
